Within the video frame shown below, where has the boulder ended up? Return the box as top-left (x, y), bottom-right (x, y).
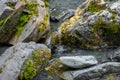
top-left (45, 56), bottom-right (98, 79)
top-left (0, 42), bottom-right (51, 80)
top-left (62, 62), bottom-right (120, 80)
top-left (0, 0), bottom-right (50, 45)
top-left (60, 56), bottom-right (98, 68)
top-left (111, 48), bottom-right (120, 62)
top-left (58, 0), bottom-right (120, 49)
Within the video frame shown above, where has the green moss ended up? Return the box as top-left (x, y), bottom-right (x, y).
top-left (21, 60), bottom-right (37, 80)
top-left (15, 12), bottom-right (31, 36)
top-left (38, 14), bottom-right (49, 32)
top-left (6, 2), bottom-right (15, 7)
top-left (39, 23), bottom-right (44, 32)
top-left (0, 20), bottom-right (5, 28)
top-left (92, 18), bottom-right (105, 33)
top-left (26, 2), bottom-right (37, 11)
top-left (104, 0), bottom-right (108, 2)
top-left (0, 68), bottom-right (2, 73)
top-left (112, 12), bottom-right (117, 23)
top-left (15, 1), bottom-right (38, 36)
top-left (105, 23), bottom-right (120, 34)
top-left (19, 48), bottom-right (51, 80)
top-left (91, 18), bottom-right (120, 46)
top-left (88, 1), bottom-right (106, 12)
top-left (42, 0), bottom-right (50, 7)
top-left (91, 18), bottom-right (120, 35)
top-left (60, 33), bottom-right (78, 45)
top-left (32, 48), bottom-right (51, 65)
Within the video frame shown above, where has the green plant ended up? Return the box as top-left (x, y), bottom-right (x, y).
top-left (88, 1), bottom-right (106, 12)
top-left (19, 48), bottom-right (51, 80)
top-left (39, 23), bottom-right (44, 32)
top-left (15, 1), bottom-right (38, 36)
top-left (26, 2), bottom-right (37, 11)
top-left (111, 12), bottom-right (117, 23)
top-left (42, 0), bottom-right (50, 7)
top-left (38, 14), bottom-right (49, 32)
top-left (22, 60), bottom-right (37, 80)
top-left (6, 2), bottom-right (15, 7)
top-left (0, 19), bottom-right (6, 28)
top-left (15, 12), bottom-right (31, 36)
top-left (0, 68), bottom-right (2, 73)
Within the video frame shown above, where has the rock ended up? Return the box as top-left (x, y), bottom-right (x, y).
top-left (50, 8), bottom-right (75, 22)
top-left (116, 15), bottom-right (120, 22)
top-left (0, 42), bottom-right (51, 80)
top-left (62, 62), bottom-right (120, 80)
top-left (109, 1), bottom-right (120, 14)
top-left (45, 58), bottom-right (66, 80)
top-left (111, 48), bottom-right (120, 62)
top-left (58, 0), bottom-right (120, 49)
top-left (0, 0), bottom-right (50, 45)
top-left (60, 56), bottom-right (98, 68)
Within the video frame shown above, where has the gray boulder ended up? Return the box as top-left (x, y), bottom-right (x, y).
top-left (0, 0), bottom-right (50, 45)
top-left (58, 0), bottom-right (120, 49)
top-left (62, 62), bottom-right (120, 80)
top-left (0, 42), bottom-right (51, 80)
top-left (60, 56), bottom-right (98, 68)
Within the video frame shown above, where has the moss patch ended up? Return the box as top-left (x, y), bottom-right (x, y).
top-left (42, 0), bottom-right (50, 7)
top-left (15, 12), bottom-right (31, 36)
top-left (45, 59), bottom-right (68, 79)
top-left (0, 19), bottom-right (6, 28)
top-left (0, 68), bottom-right (2, 73)
top-left (91, 18), bottom-right (120, 46)
top-left (88, 1), bottom-right (106, 12)
top-left (6, 2), bottom-right (15, 8)
top-left (91, 18), bottom-right (120, 35)
top-left (38, 14), bottom-right (49, 32)
top-left (15, 1), bottom-right (37, 36)
top-left (19, 48), bottom-right (51, 80)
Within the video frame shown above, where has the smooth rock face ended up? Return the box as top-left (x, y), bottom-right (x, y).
top-left (60, 56), bottom-right (98, 68)
top-left (0, 42), bottom-right (51, 80)
top-left (0, 0), bottom-right (50, 45)
top-left (50, 8), bottom-right (75, 21)
top-left (62, 62), bottom-right (120, 80)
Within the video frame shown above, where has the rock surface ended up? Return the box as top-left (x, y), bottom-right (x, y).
top-left (58, 0), bottom-right (120, 49)
top-left (111, 48), bottom-right (120, 62)
top-left (0, 42), bottom-right (51, 80)
top-left (62, 62), bottom-right (120, 80)
top-left (60, 56), bottom-right (98, 68)
top-left (0, 0), bottom-right (50, 45)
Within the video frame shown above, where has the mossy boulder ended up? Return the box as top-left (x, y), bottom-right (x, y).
top-left (0, 42), bottom-right (51, 80)
top-left (0, 0), bottom-right (50, 45)
top-left (58, 0), bottom-right (120, 49)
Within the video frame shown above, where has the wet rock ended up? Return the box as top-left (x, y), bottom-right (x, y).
top-left (0, 42), bottom-right (51, 80)
top-left (0, 0), bottom-right (50, 45)
top-left (111, 48), bottom-right (120, 62)
top-left (60, 56), bottom-right (98, 68)
top-left (62, 62), bottom-right (120, 80)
